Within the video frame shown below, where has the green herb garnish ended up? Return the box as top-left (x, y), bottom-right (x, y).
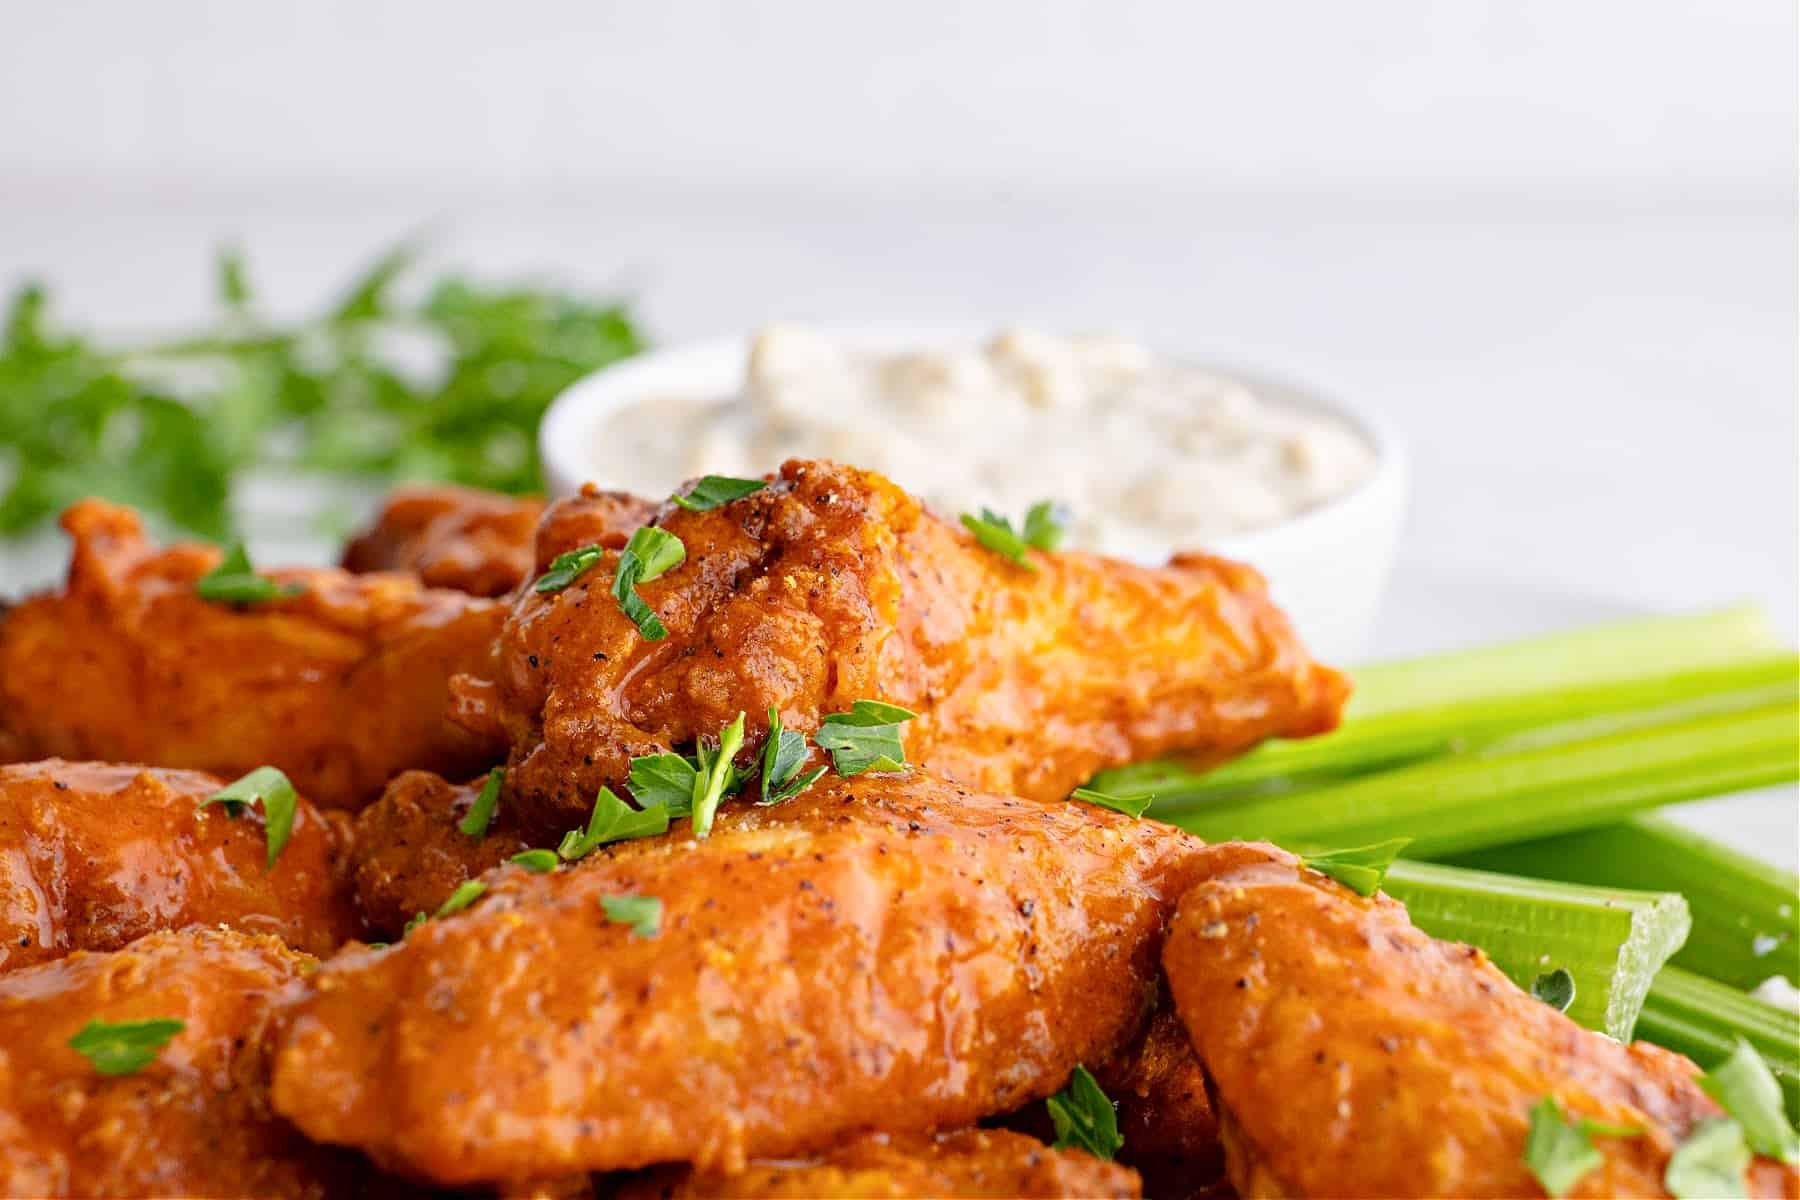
top-left (402, 911), bottom-right (426, 938)
top-left (1531, 968), bottom-right (1577, 1014)
top-left (1046, 1064), bottom-right (1123, 1160)
top-left (1523, 1096), bottom-right (1604, 1197)
top-left (509, 849), bottom-right (559, 873)
top-left (458, 767), bottom-right (504, 839)
top-left (534, 545), bottom-right (604, 594)
top-left (759, 707), bottom-right (826, 806)
top-left (612, 526), bottom-right (685, 640)
top-left (433, 880), bottom-right (487, 918)
top-left (1022, 501), bottom-right (1067, 551)
top-left (1699, 1038), bottom-right (1800, 1163)
top-left (197, 765), bottom-right (298, 870)
top-left (690, 712), bottom-right (747, 838)
top-left (1069, 786), bottom-right (1152, 818)
top-left (194, 542), bottom-right (303, 607)
top-left (601, 894), bottom-right (662, 938)
top-left (67, 1018), bottom-right (186, 1077)
top-left (558, 786), bottom-right (671, 862)
top-left (1665, 1116), bottom-right (1752, 1199)
top-left (814, 700), bottom-right (916, 776)
top-left (1299, 837), bottom-right (1412, 897)
top-left (627, 752), bottom-right (699, 818)
top-left (672, 475), bottom-right (769, 512)
top-left (959, 501), bottom-right (1065, 570)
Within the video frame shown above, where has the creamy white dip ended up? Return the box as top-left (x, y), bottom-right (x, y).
top-left (596, 326), bottom-right (1375, 559)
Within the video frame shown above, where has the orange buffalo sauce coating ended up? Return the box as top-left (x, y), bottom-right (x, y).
top-left (340, 484), bottom-right (552, 598)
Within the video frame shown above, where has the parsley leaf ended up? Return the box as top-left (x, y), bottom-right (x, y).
top-left (814, 700), bottom-right (917, 776)
top-left (672, 475), bottom-right (769, 512)
top-left (197, 765), bottom-right (298, 870)
top-left (558, 786), bottom-right (671, 861)
top-left (1299, 837), bottom-right (1412, 897)
top-left (601, 894), bottom-right (662, 938)
top-left (612, 526), bottom-right (685, 640)
top-left (960, 508), bottom-right (1036, 571)
top-left (1046, 1064), bottom-right (1123, 1160)
top-left (509, 849), bottom-right (559, 873)
top-left (194, 542), bottom-right (304, 606)
top-left (1665, 1116), bottom-right (1752, 1199)
top-left (627, 753), bottom-right (699, 817)
top-left (1070, 786), bottom-right (1152, 818)
top-left (534, 545), bottom-right (604, 593)
top-left (1022, 500), bottom-right (1067, 550)
top-left (1524, 1096), bottom-right (1604, 1197)
top-left (433, 879), bottom-right (487, 918)
top-left (67, 1018), bottom-right (186, 1076)
top-left (458, 767), bottom-right (504, 839)
top-left (1531, 968), bottom-right (1577, 1014)
top-left (690, 712), bottom-right (746, 838)
top-left (1699, 1038), bottom-right (1800, 1163)
top-left (759, 707), bottom-right (825, 806)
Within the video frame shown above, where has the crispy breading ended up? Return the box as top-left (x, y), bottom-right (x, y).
top-left (1163, 842), bottom-right (1800, 1199)
top-left (450, 460), bottom-right (1348, 831)
top-left (0, 760), bottom-right (361, 971)
top-left (340, 485), bottom-right (550, 597)
top-left (270, 772), bottom-right (1205, 1185)
top-left (0, 499), bottom-right (507, 808)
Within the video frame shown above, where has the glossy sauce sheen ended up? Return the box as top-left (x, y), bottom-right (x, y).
top-left (451, 459), bottom-right (1348, 832)
top-left (0, 499), bottom-right (507, 808)
top-left (0, 760), bottom-right (362, 971)
top-left (1163, 843), bottom-right (1800, 1199)
top-left (271, 773), bottom-right (1206, 1185)
top-left (0, 928), bottom-right (365, 1198)
top-left (340, 484), bottom-right (550, 597)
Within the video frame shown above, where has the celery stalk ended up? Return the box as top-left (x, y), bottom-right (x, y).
top-left (1637, 965), bottom-right (1800, 1122)
top-left (1444, 817), bottom-right (1800, 991)
top-left (1386, 862), bottom-right (1690, 1041)
top-left (1163, 699), bottom-right (1799, 857)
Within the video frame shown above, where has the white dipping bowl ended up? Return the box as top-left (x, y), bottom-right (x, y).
top-left (540, 327), bottom-right (1408, 664)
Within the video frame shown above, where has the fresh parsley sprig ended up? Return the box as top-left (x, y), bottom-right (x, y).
top-left (534, 545), bottom-right (605, 594)
top-left (1046, 1064), bottom-right (1124, 1160)
top-left (1070, 786), bottom-right (1152, 818)
top-left (960, 500), bottom-right (1066, 570)
top-left (67, 1018), bottom-right (186, 1077)
top-left (672, 475), bottom-right (768, 512)
top-left (1522, 1096), bottom-right (1644, 1197)
top-left (814, 700), bottom-right (916, 776)
top-left (601, 894), bottom-right (662, 938)
top-left (1299, 838), bottom-right (1412, 898)
top-left (194, 542), bottom-right (303, 607)
top-left (197, 766), bottom-right (298, 870)
top-left (1665, 1117), bottom-right (1752, 1198)
top-left (510, 849), bottom-right (559, 873)
top-left (458, 767), bottom-right (505, 839)
top-left (690, 712), bottom-right (746, 838)
top-left (760, 707), bottom-right (827, 806)
top-left (558, 786), bottom-right (671, 862)
top-left (404, 878), bottom-right (490, 938)
top-left (1698, 1038), bottom-right (1800, 1164)
top-left (612, 526), bottom-right (685, 640)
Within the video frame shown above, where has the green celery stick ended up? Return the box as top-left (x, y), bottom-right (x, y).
top-left (1637, 965), bottom-right (1800, 1122)
top-left (1386, 862), bottom-right (1690, 1041)
top-left (1164, 699), bottom-right (1798, 857)
top-left (1444, 817), bottom-right (1799, 991)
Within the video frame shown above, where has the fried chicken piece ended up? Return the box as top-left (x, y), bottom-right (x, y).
top-left (341, 485), bottom-right (550, 597)
top-left (0, 499), bottom-right (507, 809)
top-left (1093, 1001), bottom-right (1225, 1196)
top-left (612, 1129), bottom-right (1141, 1199)
top-left (451, 460), bottom-right (1348, 831)
top-left (0, 928), bottom-right (368, 1198)
top-left (1163, 842), bottom-right (1800, 1199)
top-left (350, 769), bottom-right (535, 938)
top-left (271, 773), bottom-right (1204, 1185)
top-left (0, 760), bottom-right (361, 971)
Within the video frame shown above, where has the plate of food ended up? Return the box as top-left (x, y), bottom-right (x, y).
top-left (0, 311), bottom-right (1794, 1199)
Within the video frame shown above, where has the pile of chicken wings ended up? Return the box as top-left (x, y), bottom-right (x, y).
top-left (0, 460), bottom-right (1791, 1199)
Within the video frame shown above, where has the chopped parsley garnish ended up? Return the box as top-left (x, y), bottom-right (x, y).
top-left (626, 753), bottom-right (699, 818)
top-left (814, 700), bottom-right (916, 776)
top-left (672, 475), bottom-right (768, 512)
top-left (194, 542), bottom-right (304, 606)
top-left (1069, 786), bottom-right (1152, 818)
top-left (1531, 968), bottom-right (1577, 1014)
top-left (759, 707), bottom-right (826, 806)
top-left (535, 545), bottom-right (604, 593)
top-left (1664, 1117), bottom-right (1752, 1199)
top-left (509, 849), bottom-right (559, 873)
top-left (558, 786), bottom-right (671, 862)
top-left (601, 894), bottom-right (662, 938)
top-left (690, 712), bottom-right (747, 838)
top-left (612, 526), bottom-right (685, 639)
top-left (1046, 1064), bottom-right (1123, 1160)
top-left (1523, 1096), bottom-right (1645, 1197)
top-left (960, 501), bottom-right (1066, 570)
top-left (433, 879), bottom-right (487, 918)
top-left (1698, 1038), bottom-right (1799, 1163)
top-left (402, 911), bottom-right (426, 938)
top-left (67, 1018), bottom-right (186, 1076)
top-left (458, 767), bottom-right (504, 839)
top-left (1298, 837), bottom-right (1412, 898)
top-left (197, 765), bottom-right (298, 870)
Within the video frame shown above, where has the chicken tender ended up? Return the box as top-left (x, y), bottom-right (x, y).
top-left (341, 484), bottom-right (550, 597)
top-left (0, 760), bottom-right (361, 970)
top-left (1162, 842), bottom-right (1799, 1199)
top-left (350, 769), bottom-right (535, 937)
top-left (1092, 1001), bottom-right (1224, 1195)
top-left (271, 773), bottom-right (1204, 1185)
top-left (0, 499), bottom-right (507, 808)
top-left (451, 460), bottom-right (1348, 831)
top-left (612, 1129), bottom-right (1141, 1199)
top-left (0, 928), bottom-right (367, 1198)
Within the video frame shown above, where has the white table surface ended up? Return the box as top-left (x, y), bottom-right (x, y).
top-left (1, 175), bottom-right (1794, 867)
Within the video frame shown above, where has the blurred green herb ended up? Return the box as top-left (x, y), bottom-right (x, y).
top-left (0, 243), bottom-right (644, 544)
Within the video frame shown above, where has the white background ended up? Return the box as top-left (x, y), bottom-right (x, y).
top-left (1, 2), bottom-right (1794, 858)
